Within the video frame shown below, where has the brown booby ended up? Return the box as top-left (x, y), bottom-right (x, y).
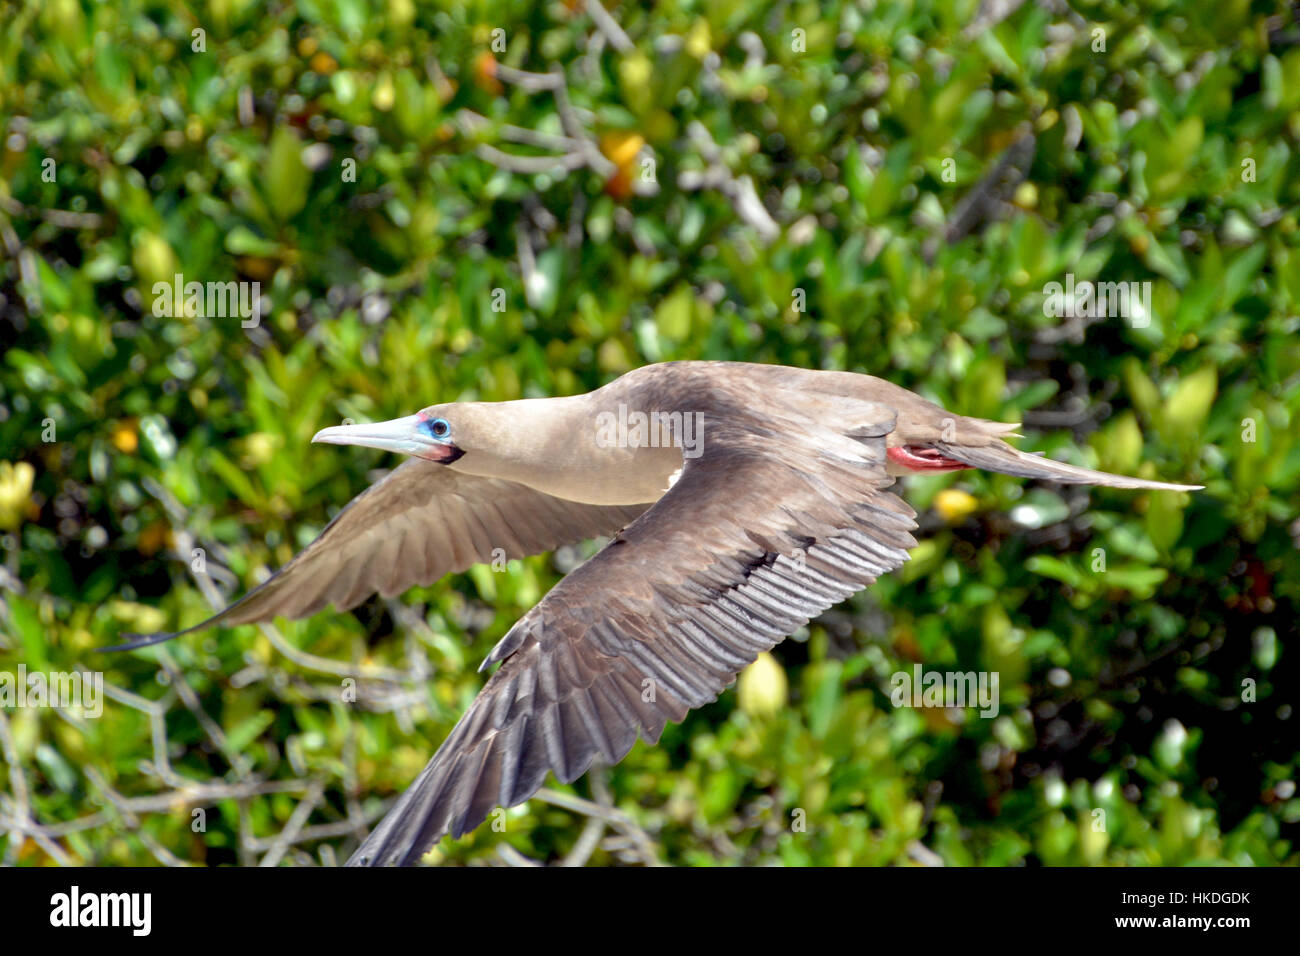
top-left (109, 361), bottom-right (1200, 865)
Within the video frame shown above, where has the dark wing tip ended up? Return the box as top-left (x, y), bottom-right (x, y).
top-left (100, 587), bottom-right (266, 653)
top-left (99, 629), bottom-right (188, 652)
top-left (100, 615), bottom-right (223, 651)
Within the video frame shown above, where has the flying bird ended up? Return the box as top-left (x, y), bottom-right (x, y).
top-left (108, 361), bottom-right (1201, 865)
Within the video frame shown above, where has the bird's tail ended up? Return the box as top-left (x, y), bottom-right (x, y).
top-left (936, 438), bottom-right (1202, 491)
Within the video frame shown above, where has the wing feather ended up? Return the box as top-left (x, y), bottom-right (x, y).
top-left (106, 459), bottom-right (650, 650)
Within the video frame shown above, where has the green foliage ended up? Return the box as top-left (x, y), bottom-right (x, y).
top-left (1, 0), bottom-right (1297, 865)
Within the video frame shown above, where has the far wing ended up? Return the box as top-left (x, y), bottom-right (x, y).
top-left (109, 459), bottom-right (650, 650)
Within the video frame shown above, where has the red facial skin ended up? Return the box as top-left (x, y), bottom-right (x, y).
top-left (887, 445), bottom-right (972, 472)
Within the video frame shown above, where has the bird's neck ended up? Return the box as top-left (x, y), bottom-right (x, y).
top-left (449, 393), bottom-right (683, 505)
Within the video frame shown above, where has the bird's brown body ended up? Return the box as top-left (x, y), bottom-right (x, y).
top-left (109, 361), bottom-right (1199, 865)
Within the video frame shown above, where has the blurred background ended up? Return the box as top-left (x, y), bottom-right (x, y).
top-left (1, 0), bottom-right (1297, 866)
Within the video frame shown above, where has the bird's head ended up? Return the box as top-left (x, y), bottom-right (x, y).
top-left (312, 405), bottom-right (468, 464)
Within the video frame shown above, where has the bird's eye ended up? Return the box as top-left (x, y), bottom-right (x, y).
top-left (428, 417), bottom-right (451, 439)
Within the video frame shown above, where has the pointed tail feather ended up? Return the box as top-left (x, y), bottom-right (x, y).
top-left (938, 440), bottom-right (1202, 491)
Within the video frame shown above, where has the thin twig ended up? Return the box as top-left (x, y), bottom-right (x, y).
top-left (583, 0), bottom-right (634, 53)
top-left (0, 194), bottom-right (104, 229)
top-left (475, 144), bottom-right (586, 175)
top-left (533, 785), bottom-right (663, 866)
top-left (678, 122), bottom-right (780, 242)
top-left (259, 779), bottom-right (326, 866)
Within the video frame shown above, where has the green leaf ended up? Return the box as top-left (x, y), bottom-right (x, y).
top-left (1146, 490), bottom-right (1187, 553)
top-left (1162, 366), bottom-right (1217, 442)
top-left (655, 285), bottom-right (694, 341)
top-left (1105, 565), bottom-right (1169, 599)
top-left (226, 710), bottom-right (276, 753)
top-left (207, 449), bottom-right (263, 509)
top-left (264, 126), bottom-right (310, 222)
top-left (1025, 554), bottom-right (1083, 589)
top-left (1096, 411), bottom-right (1143, 475)
top-left (10, 595), bottom-right (48, 671)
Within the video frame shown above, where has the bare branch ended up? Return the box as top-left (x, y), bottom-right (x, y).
top-left (476, 144), bottom-right (586, 175)
top-left (678, 121), bottom-right (780, 242)
top-left (259, 779), bottom-right (326, 867)
top-left (583, 0), bottom-right (634, 53)
top-left (494, 63), bottom-right (564, 92)
top-left (0, 194), bottom-right (103, 229)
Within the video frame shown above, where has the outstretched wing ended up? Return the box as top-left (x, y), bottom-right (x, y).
top-left (347, 402), bottom-right (917, 865)
top-left (109, 459), bottom-right (650, 650)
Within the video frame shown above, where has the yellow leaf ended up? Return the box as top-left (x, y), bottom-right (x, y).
top-left (0, 461), bottom-right (35, 530)
top-left (934, 488), bottom-right (978, 524)
top-left (738, 651), bottom-right (788, 718)
top-left (600, 131), bottom-right (645, 171)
